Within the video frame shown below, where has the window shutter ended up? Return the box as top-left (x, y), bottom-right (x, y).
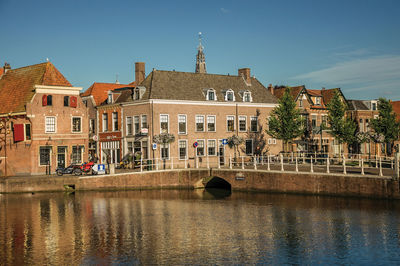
top-left (70, 96), bottom-right (77, 108)
top-left (42, 95), bottom-right (47, 106)
top-left (13, 124), bottom-right (24, 142)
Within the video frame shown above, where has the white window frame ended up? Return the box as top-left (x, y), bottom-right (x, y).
top-left (112, 112), bottom-right (119, 132)
top-left (226, 115), bottom-right (235, 132)
top-left (196, 139), bottom-right (205, 157)
top-left (160, 143), bottom-right (170, 160)
top-left (315, 97), bottom-right (321, 105)
top-left (207, 139), bottom-right (217, 156)
top-left (71, 116), bottom-right (82, 133)
top-left (207, 115), bottom-right (216, 132)
top-left (250, 116), bottom-right (258, 132)
top-left (39, 146), bottom-right (52, 166)
top-left (45, 116), bottom-right (56, 133)
top-left (141, 114), bottom-right (148, 130)
top-left (89, 119), bottom-right (95, 134)
top-left (195, 115), bottom-right (205, 132)
top-left (160, 114), bottom-right (169, 134)
top-left (239, 116), bottom-right (247, 132)
top-left (134, 115), bottom-right (140, 135)
top-left (178, 139), bottom-right (188, 160)
top-left (108, 91), bottom-right (113, 104)
top-left (126, 116), bottom-right (133, 136)
top-left (206, 89), bottom-right (217, 101)
top-left (178, 114), bottom-right (187, 135)
top-left (225, 89), bottom-right (235, 102)
top-left (102, 113), bottom-right (108, 132)
top-left (243, 91), bottom-right (252, 102)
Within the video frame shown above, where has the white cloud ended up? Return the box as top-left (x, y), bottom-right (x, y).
top-left (292, 55), bottom-right (400, 99)
top-left (220, 7), bottom-right (229, 13)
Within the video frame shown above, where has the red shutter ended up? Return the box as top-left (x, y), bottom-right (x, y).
top-left (42, 95), bottom-right (47, 106)
top-left (13, 124), bottom-right (24, 142)
top-left (70, 96), bottom-right (77, 108)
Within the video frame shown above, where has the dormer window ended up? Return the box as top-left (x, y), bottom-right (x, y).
top-left (225, 89), bottom-right (235, 102)
top-left (243, 91), bottom-right (252, 102)
top-left (108, 91), bottom-right (112, 104)
top-left (315, 97), bottom-right (321, 105)
top-left (371, 101), bottom-right (377, 110)
top-left (207, 89), bottom-right (216, 101)
top-left (135, 88), bottom-right (140, 100)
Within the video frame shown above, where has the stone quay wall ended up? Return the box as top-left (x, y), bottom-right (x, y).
top-left (0, 169), bottom-right (399, 199)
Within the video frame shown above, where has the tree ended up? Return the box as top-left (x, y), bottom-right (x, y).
top-left (227, 134), bottom-right (244, 162)
top-left (266, 88), bottom-right (304, 152)
top-left (326, 90), bottom-right (357, 156)
top-left (241, 109), bottom-right (269, 156)
top-left (370, 98), bottom-right (400, 155)
top-left (153, 133), bottom-right (175, 169)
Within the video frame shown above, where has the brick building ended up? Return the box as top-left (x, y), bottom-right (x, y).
top-left (0, 62), bottom-right (88, 176)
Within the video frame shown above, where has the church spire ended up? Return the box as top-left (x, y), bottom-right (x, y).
top-left (195, 32), bottom-right (207, 73)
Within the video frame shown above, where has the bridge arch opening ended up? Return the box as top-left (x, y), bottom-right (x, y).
top-left (205, 176), bottom-right (232, 190)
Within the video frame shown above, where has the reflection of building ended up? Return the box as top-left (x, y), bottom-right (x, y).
top-left (0, 62), bottom-right (88, 176)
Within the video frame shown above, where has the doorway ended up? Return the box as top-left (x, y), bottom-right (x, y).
top-left (218, 140), bottom-right (225, 166)
top-left (57, 146), bottom-right (67, 168)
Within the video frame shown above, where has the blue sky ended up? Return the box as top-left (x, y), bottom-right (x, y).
top-left (1, 0), bottom-right (399, 100)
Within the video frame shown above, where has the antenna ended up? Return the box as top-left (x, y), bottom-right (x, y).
top-left (116, 74), bottom-right (120, 84)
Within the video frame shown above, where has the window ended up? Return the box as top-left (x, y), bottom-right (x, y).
top-left (196, 140), bottom-right (205, 156)
top-left (160, 114), bottom-right (169, 133)
top-left (196, 115), bottom-right (205, 132)
top-left (45, 117), bottom-right (56, 133)
top-left (161, 144), bottom-right (169, 159)
top-left (299, 99), bottom-right (303, 107)
top-left (208, 140), bottom-right (216, 156)
top-left (134, 116), bottom-right (140, 134)
top-left (311, 115), bottom-right (317, 129)
top-left (359, 119), bottom-right (364, 132)
top-left (89, 119), bottom-right (95, 134)
top-left (64, 96), bottom-right (69, 107)
top-left (72, 146), bottom-right (83, 164)
top-left (108, 92), bottom-right (112, 104)
top-left (207, 89), bottom-right (216, 101)
top-left (207, 115), bottom-right (216, 132)
top-left (25, 124), bottom-right (31, 140)
top-left (112, 112), bottom-right (118, 131)
top-left (243, 91), bottom-right (252, 102)
top-left (239, 116), bottom-right (247, 132)
top-left (178, 140), bottom-right (187, 160)
top-left (178, 115), bottom-right (187, 134)
top-left (268, 138), bottom-right (277, 145)
top-left (315, 97), bottom-right (321, 105)
top-left (321, 115), bottom-right (327, 128)
top-left (227, 116), bottom-right (235, 132)
top-left (135, 89), bottom-right (140, 100)
top-left (141, 115), bottom-right (148, 130)
top-left (245, 139), bottom-right (253, 155)
top-left (72, 117), bottom-right (82, 133)
top-left (250, 116), bottom-right (258, 132)
top-left (47, 95), bottom-right (53, 106)
top-left (127, 141), bottom-right (133, 153)
top-left (126, 117), bottom-right (133, 135)
top-left (39, 146), bottom-right (51, 166)
top-left (226, 90), bottom-right (235, 101)
top-left (372, 102), bottom-right (377, 110)
top-left (102, 113), bottom-right (108, 132)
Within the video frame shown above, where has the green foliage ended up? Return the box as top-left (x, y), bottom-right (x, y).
top-left (370, 98), bottom-right (400, 153)
top-left (327, 90), bottom-right (357, 145)
top-left (266, 88), bottom-right (304, 148)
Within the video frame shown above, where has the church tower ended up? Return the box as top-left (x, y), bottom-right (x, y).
top-left (195, 32), bottom-right (207, 73)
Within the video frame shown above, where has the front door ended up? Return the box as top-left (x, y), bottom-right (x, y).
top-left (218, 140), bottom-right (225, 166)
top-left (57, 146), bottom-right (67, 168)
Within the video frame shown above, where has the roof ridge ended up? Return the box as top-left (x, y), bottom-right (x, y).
top-left (7, 61), bottom-right (48, 72)
top-left (153, 69), bottom-right (245, 78)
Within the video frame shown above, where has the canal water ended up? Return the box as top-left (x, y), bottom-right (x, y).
top-left (1, 189), bottom-right (400, 265)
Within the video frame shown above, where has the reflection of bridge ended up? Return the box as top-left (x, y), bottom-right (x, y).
top-left (2, 168), bottom-right (399, 199)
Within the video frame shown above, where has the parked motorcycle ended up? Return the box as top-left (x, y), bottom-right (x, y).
top-left (56, 164), bottom-right (82, 176)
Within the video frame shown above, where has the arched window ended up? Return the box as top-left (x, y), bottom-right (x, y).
top-left (206, 89), bottom-right (216, 101)
top-left (225, 89), bottom-right (235, 102)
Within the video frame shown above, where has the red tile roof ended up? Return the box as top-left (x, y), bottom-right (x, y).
top-left (0, 67), bottom-right (3, 77)
top-left (81, 82), bottom-right (134, 106)
top-left (273, 85), bottom-right (305, 100)
top-left (391, 101), bottom-right (400, 122)
top-left (0, 62), bottom-right (72, 114)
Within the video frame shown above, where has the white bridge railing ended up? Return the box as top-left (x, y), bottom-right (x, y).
top-left (118, 152), bottom-right (400, 179)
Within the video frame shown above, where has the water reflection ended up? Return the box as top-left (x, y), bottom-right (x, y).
top-left (1, 191), bottom-right (400, 265)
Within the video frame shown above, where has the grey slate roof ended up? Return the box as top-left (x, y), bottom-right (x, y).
top-left (347, 100), bottom-right (369, 110)
top-left (118, 70), bottom-right (278, 104)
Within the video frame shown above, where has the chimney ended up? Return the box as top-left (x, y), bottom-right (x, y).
top-left (322, 87), bottom-right (325, 91)
top-left (238, 68), bottom-right (251, 85)
top-left (3, 62), bottom-right (11, 74)
top-left (135, 62), bottom-right (145, 85)
top-left (268, 84), bottom-right (274, 95)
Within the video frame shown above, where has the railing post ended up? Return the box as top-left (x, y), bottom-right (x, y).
top-left (280, 154), bottom-right (284, 172)
top-left (295, 156), bottom-right (298, 172)
top-left (361, 158), bottom-right (364, 175)
top-left (196, 157), bottom-right (199, 169)
top-left (261, 155), bottom-right (264, 165)
top-left (376, 156), bottom-right (378, 168)
top-left (207, 155), bottom-right (209, 169)
top-left (254, 156), bottom-right (257, 170)
top-left (310, 156), bottom-right (314, 173)
top-left (218, 156), bottom-right (221, 169)
top-left (326, 157), bottom-right (330, 173)
top-left (140, 158), bottom-right (143, 172)
top-left (343, 155), bottom-right (346, 174)
top-left (303, 154), bottom-right (305, 164)
top-left (185, 158), bottom-right (187, 169)
top-left (242, 156), bottom-right (244, 170)
top-left (267, 155), bottom-right (270, 171)
top-left (395, 152), bottom-right (399, 180)
top-left (229, 154), bottom-right (232, 169)
top-left (156, 158), bottom-right (159, 171)
top-left (391, 158), bottom-right (394, 169)
top-left (379, 157), bottom-right (383, 176)
top-left (358, 157), bottom-right (361, 167)
top-left (171, 157), bottom-right (174, 170)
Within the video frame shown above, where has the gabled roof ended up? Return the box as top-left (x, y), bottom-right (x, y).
top-left (81, 82), bottom-right (134, 106)
top-left (273, 85), bottom-right (305, 101)
top-left (129, 70), bottom-right (277, 104)
top-left (306, 88), bottom-right (344, 109)
top-left (0, 62), bottom-right (72, 115)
